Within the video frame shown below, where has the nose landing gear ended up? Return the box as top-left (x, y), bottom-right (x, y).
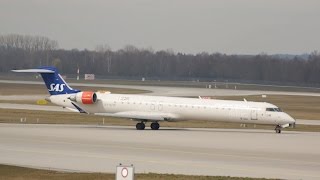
top-left (275, 125), bottom-right (282, 133)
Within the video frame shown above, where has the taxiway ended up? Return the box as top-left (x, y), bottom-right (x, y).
top-left (0, 123), bottom-right (319, 179)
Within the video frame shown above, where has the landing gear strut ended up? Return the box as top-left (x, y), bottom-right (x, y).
top-left (136, 122), bottom-right (145, 130)
top-left (150, 122), bottom-right (160, 130)
top-left (275, 125), bottom-right (281, 134)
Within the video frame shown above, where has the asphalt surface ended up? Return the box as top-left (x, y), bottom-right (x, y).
top-left (0, 123), bottom-right (319, 180)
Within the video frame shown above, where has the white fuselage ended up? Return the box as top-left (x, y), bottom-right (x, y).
top-left (50, 92), bottom-right (295, 126)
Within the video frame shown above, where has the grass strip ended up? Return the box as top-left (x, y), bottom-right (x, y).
top-left (0, 164), bottom-right (277, 180)
top-left (1, 109), bottom-right (319, 132)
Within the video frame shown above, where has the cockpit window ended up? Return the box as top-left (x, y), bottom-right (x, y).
top-left (275, 108), bottom-right (282, 112)
top-left (266, 108), bottom-right (282, 112)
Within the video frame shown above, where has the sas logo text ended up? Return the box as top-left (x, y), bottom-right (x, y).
top-left (48, 83), bottom-right (66, 92)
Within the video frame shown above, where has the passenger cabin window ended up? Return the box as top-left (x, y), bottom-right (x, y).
top-left (266, 108), bottom-right (282, 112)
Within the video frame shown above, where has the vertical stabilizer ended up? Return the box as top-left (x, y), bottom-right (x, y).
top-left (12, 66), bottom-right (80, 95)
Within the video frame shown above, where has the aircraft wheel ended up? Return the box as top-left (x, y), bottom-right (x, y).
top-left (275, 125), bottom-right (281, 134)
top-left (136, 122), bottom-right (145, 130)
top-left (151, 122), bottom-right (160, 130)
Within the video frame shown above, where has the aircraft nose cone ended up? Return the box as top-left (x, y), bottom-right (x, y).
top-left (288, 115), bottom-right (296, 123)
top-left (291, 117), bottom-right (296, 123)
top-left (286, 114), bottom-right (296, 127)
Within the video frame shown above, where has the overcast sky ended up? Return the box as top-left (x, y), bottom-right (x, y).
top-left (0, 0), bottom-right (319, 54)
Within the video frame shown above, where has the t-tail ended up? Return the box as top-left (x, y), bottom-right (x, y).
top-left (12, 66), bottom-right (80, 95)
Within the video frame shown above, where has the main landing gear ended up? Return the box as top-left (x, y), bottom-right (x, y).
top-left (136, 122), bottom-right (145, 130)
top-left (150, 122), bottom-right (160, 130)
top-left (135, 122), bottom-right (160, 130)
top-left (275, 125), bottom-right (282, 134)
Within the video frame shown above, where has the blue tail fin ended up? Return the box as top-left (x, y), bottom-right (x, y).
top-left (12, 66), bottom-right (80, 95)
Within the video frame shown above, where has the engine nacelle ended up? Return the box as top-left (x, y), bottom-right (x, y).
top-left (69, 91), bottom-right (97, 104)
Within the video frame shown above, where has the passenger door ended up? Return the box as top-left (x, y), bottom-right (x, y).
top-left (251, 109), bottom-right (258, 120)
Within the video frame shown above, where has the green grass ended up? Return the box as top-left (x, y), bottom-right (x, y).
top-left (1, 83), bottom-right (320, 132)
top-left (0, 100), bottom-right (52, 105)
top-left (0, 83), bottom-right (150, 95)
top-left (1, 109), bottom-right (319, 132)
top-left (2, 81), bottom-right (320, 120)
top-left (4, 93), bottom-right (319, 121)
top-left (2, 74), bottom-right (320, 93)
top-left (0, 164), bottom-right (277, 180)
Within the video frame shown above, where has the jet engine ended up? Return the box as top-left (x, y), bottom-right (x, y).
top-left (69, 91), bottom-right (97, 104)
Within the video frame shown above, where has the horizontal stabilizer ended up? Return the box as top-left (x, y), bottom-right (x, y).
top-left (12, 69), bottom-right (55, 73)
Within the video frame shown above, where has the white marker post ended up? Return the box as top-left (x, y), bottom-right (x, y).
top-left (77, 67), bottom-right (80, 81)
top-left (116, 164), bottom-right (134, 180)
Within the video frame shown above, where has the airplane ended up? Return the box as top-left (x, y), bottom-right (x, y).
top-left (12, 66), bottom-right (296, 133)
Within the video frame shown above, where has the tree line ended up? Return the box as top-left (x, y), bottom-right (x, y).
top-left (1, 34), bottom-right (320, 85)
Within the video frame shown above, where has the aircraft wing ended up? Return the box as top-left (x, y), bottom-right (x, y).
top-left (95, 111), bottom-right (180, 121)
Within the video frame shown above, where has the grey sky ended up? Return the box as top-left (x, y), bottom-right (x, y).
top-left (0, 0), bottom-right (319, 54)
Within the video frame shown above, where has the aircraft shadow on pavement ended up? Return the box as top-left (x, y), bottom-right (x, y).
top-left (84, 126), bottom-right (185, 131)
top-left (81, 125), bottom-right (300, 134)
